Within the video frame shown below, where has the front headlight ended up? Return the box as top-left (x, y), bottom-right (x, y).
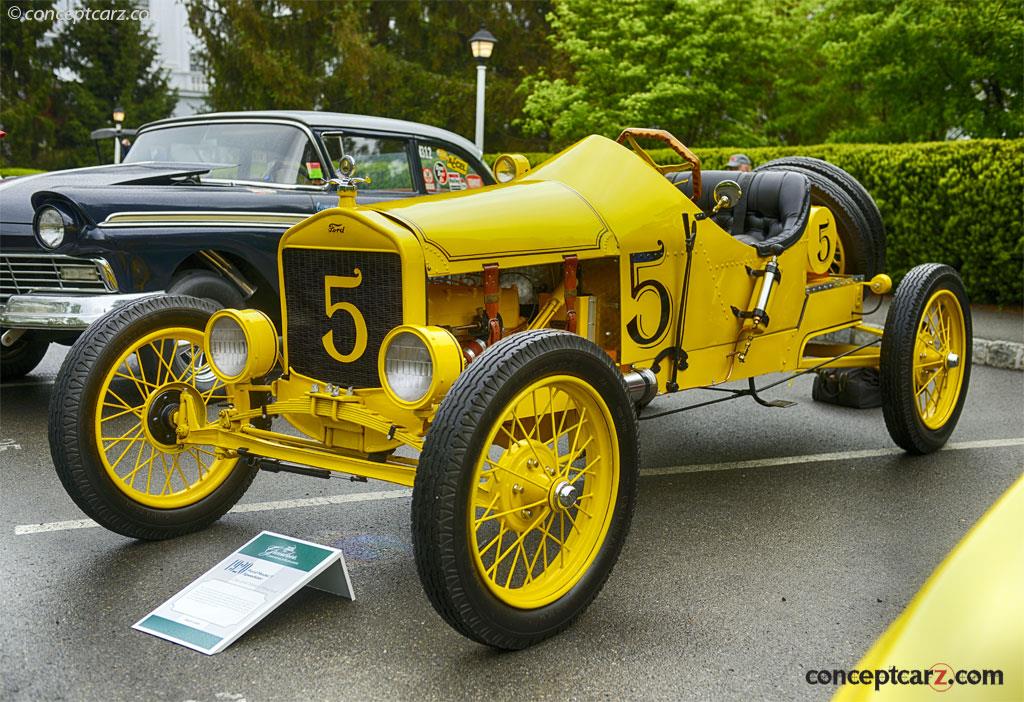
top-left (380, 326), bottom-right (464, 409)
top-left (204, 309), bottom-right (278, 383)
top-left (35, 206), bottom-right (69, 249)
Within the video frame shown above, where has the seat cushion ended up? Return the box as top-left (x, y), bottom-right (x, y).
top-left (667, 170), bottom-right (811, 256)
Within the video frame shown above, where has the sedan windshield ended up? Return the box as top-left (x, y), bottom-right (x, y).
top-left (124, 122), bottom-right (324, 186)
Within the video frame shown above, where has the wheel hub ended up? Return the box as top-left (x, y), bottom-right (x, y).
top-left (144, 388), bottom-right (182, 448)
top-left (552, 481), bottom-right (578, 510)
top-left (495, 439), bottom-right (558, 532)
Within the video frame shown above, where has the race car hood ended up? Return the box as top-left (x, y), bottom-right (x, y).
top-left (0, 162), bottom-right (219, 225)
top-left (372, 135), bottom-right (687, 274)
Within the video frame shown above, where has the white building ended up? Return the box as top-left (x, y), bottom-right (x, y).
top-left (50, 0), bottom-right (209, 117)
top-left (144, 0), bottom-right (208, 116)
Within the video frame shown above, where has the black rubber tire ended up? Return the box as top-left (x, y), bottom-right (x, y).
top-left (412, 329), bottom-right (639, 649)
top-left (167, 269), bottom-right (246, 309)
top-left (0, 330), bottom-right (49, 381)
top-left (880, 264), bottom-right (972, 454)
top-left (756, 158), bottom-right (885, 276)
top-left (49, 295), bottom-right (258, 540)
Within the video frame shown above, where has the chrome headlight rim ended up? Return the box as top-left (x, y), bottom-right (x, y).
top-left (203, 308), bottom-right (278, 384)
top-left (379, 325), bottom-right (464, 410)
top-left (33, 205), bottom-right (73, 249)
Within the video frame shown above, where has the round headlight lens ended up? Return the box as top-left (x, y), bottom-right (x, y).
top-left (37, 207), bottom-right (67, 248)
top-left (208, 314), bottom-right (249, 379)
top-left (384, 331), bottom-right (434, 403)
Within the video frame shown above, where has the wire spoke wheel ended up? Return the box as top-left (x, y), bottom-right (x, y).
top-left (881, 264), bottom-right (972, 454)
top-left (412, 330), bottom-right (639, 649)
top-left (50, 295), bottom-right (258, 540)
top-left (829, 233), bottom-right (846, 274)
top-left (94, 327), bottom-right (233, 509)
top-left (911, 290), bottom-right (966, 429)
top-left (470, 375), bottom-right (618, 608)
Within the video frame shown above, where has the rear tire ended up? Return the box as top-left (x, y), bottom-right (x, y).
top-left (756, 157), bottom-right (885, 276)
top-left (880, 264), bottom-right (971, 454)
top-left (412, 330), bottom-right (639, 649)
top-left (0, 330), bottom-right (49, 381)
top-left (49, 295), bottom-right (257, 540)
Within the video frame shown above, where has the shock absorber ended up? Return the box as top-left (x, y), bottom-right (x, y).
top-left (732, 252), bottom-right (782, 362)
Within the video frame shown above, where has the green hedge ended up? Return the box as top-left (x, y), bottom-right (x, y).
top-left (489, 140), bottom-right (1024, 305)
top-left (0, 167), bottom-right (46, 177)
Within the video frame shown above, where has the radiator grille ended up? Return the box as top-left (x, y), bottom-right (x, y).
top-left (1, 254), bottom-right (115, 301)
top-left (283, 248), bottom-right (403, 388)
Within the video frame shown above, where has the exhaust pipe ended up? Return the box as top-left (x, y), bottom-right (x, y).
top-left (623, 367), bottom-right (658, 407)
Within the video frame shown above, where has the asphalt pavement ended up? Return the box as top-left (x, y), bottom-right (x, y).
top-left (1, 345), bottom-right (1021, 702)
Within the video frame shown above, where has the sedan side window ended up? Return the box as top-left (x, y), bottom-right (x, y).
top-left (417, 141), bottom-right (487, 193)
top-left (321, 134), bottom-right (414, 192)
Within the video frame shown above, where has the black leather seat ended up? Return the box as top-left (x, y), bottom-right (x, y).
top-left (667, 169), bottom-right (811, 256)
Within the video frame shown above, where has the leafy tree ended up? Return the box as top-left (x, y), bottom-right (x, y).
top-left (57, 0), bottom-right (178, 166)
top-left (794, 0), bottom-right (1023, 142)
top-left (0, 0), bottom-right (61, 169)
top-left (523, 0), bottom-right (1023, 148)
top-left (519, 0), bottom-right (783, 149)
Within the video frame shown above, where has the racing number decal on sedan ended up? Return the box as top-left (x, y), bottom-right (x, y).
top-left (626, 241), bottom-right (672, 346)
top-left (322, 270), bottom-right (368, 363)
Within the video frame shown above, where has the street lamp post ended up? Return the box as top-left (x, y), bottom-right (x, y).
top-left (112, 105), bottom-right (125, 164)
top-left (469, 26), bottom-right (497, 153)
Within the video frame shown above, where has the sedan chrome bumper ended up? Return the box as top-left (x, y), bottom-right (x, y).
top-left (0, 292), bottom-right (162, 330)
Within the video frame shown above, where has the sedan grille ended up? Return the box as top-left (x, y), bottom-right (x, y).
top-left (282, 247), bottom-right (403, 388)
top-left (1, 253), bottom-right (116, 301)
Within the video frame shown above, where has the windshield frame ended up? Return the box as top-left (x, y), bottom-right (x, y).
top-left (127, 118), bottom-right (332, 191)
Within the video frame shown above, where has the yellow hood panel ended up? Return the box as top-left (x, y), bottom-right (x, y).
top-left (374, 179), bottom-right (611, 265)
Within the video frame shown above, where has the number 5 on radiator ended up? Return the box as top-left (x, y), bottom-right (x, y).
top-left (322, 270), bottom-right (367, 363)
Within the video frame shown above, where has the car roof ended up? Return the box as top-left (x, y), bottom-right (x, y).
top-left (140, 110), bottom-right (483, 160)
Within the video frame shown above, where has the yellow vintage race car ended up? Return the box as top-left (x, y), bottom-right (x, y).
top-left (48, 129), bottom-right (972, 649)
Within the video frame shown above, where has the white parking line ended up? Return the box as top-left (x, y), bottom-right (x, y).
top-left (14, 489), bottom-right (411, 535)
top-left (642, 437), bottom-right (1024, 477)
top-left (13, 438), bottom-right (1023, 536)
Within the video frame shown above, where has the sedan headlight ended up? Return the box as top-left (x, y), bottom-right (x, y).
top-left (34, 206), bottom-right (71, 249)
top-left (203, 309), bottom-right (278, 383)
top-left (380, 326), bottom-right (464, 409)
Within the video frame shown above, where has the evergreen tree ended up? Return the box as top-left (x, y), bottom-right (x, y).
top-left (186, 0), bottom-right (556, 152)
top-left (0, 0), bottom-right (61, 169)
top-left (57, 0), bottom-right (177, 166)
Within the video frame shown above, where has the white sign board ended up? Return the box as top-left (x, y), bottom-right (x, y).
top-left (134, 531), bottom-right (353, 655)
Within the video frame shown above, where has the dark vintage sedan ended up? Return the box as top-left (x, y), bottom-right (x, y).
top-left (0, 110), bottom-right (492, 380)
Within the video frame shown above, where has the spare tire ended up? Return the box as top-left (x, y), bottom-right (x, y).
top-left (756, 157), bottom-right (885, 276)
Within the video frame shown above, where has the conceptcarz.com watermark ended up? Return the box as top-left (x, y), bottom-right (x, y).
top-left (806, 663), bottom-right (1005, 692)
top-left (6, 4), bottom-right (150, 22)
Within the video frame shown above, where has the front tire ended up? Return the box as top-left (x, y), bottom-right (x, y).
top-left (1, 329), bottom-right (49, 381)
top-left (49, 295), bottom-right (257, 539)
top-left (412, 330), bottom-right (639, 649)
top-left (880, 264), bottom-right (972, 454)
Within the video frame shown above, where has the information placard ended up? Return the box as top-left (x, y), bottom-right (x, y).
top-left (134, 531), bottom-right (353, 654)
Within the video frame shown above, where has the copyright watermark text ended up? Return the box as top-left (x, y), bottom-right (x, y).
top-left (6, 5), bottom-right (150, 23)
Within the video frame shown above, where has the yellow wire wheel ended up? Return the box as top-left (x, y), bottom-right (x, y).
top-left (49, 295), bottom-right (258, 540)
top-left (94, 327), bottom-right (235, 508)
top-left (470, 374), bottom-right (619, 608)
top-left (412, 330), bottom-right (639, 650)
top-left (880, 264), bottom-right (972, 454)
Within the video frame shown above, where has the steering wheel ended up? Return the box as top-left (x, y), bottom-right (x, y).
top-left (616, 128), bottom-right (702, 202)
